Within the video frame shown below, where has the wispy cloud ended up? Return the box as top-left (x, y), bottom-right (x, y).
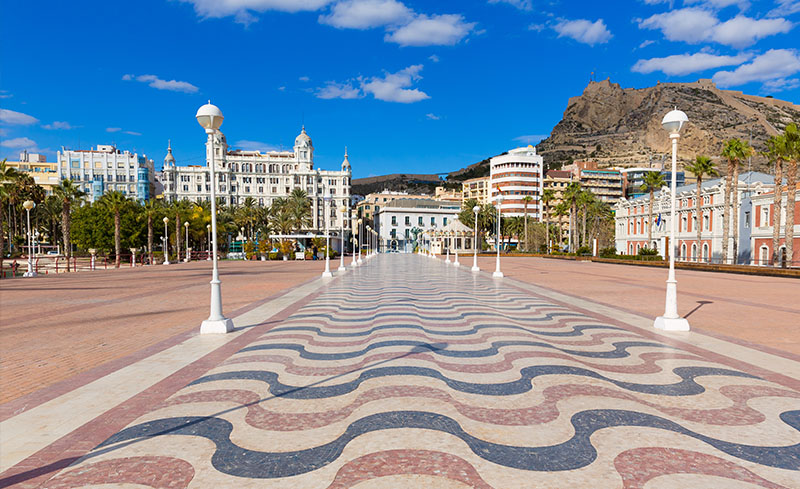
top-left (0, 109), bottom-right (38, 125)
top-left (42, 121), bottom-right (75, 130)
top-left (320, 0), bottom-right (412, 28)
top-left (233, 139), bottom-right (280, 152)
top-left (123, 73), bottom-right (199, 93)
top-left (713, 48), bottom-right (800, 89)
top-left (385, 13), bottom-right (475, 46)
top-left (425, 113), bottom-right (440, 120)
top-left (317, 81), bottom-right (363, 99)
top-left (0, 90), bottom-right (12, 99)
top-left (1, 137), bottom-right (38, 149)
top-left (552, 18), bottom-right (613, 46)
top-left (488, 0), bottom-right (532, 11)
top-left (316, 65), bottom-right (430, 103)
top-left (513, 134), bottom-right (548, 144)
top-left (428, 54), bottom-right (440, 63)
top-left (106, 127), bottom-right (122, 133)
top-left (632, 51), bottom-right (753, 76)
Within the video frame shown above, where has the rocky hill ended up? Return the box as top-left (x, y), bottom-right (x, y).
top-left (537, 78), bottom-right (800, 172)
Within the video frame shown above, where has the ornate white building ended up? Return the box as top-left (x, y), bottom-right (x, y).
top-left (161, 127), bottom-right (352, 231)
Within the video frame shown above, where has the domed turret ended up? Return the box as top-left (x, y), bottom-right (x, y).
top-left (342, 147), bottom-right (351, 172)
top-left (294, 125), bottom-right (313, 163)
top-left (164, 140), bottom-right (175, 166)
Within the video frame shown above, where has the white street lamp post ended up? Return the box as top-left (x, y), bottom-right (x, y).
top-left (471, 205), bottom-right (480, 272)
top-left (184, 221), bottom-right (190, 262)
top-left (163, 216), bottom-right (170, 265)
top-left (206, 224), bottom-right (211, 260)
top-left (351, 212), bottom-right (359, 267)
top-left (654, 108), bottom-right (690, 332)
top-left (453, 231), bottom-right (461, 267)
top-left (23, 200), bottom-right (36, 277)
top-left (357, 219), bottom-right (363, 265)
top-left (493, 193), bottom-right (504, 278)
top-left (197, 101), bottom-right (234, 334)
top-left (322, 196), bottom-right (333, 277)
top-left (445, 232), bottom-right (451, 264)
top-left (339, 205), bottom-right (347, 271)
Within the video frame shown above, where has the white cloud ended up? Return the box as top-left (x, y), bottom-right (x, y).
top-left (769, 0), bottom-right (800, 17)
top-left (513, 134), bottom-right (548, 144)
top-left (713, 49), bottom-right (800, 87)
top-left (488, 0), bottom-right (532, 11)
top-left (361, 65), bottom-right (430, 103)
top-left (385, 14), bottom-right (475, 46)
top-left (299, 76), bottom-right (310, 81)
top-left (711, 16), bottom-right (793, 48)
top-left (126, 74), bottom-right (199, 93)
top-left (0, 109), bottom-right (38, 125)
top-left (632, 51), bottom-right (753, 75)
top-left (123, 131), bottom-right (142, 136)
top-left (122, 74), bottom-right (133, 81)
top-left (278, 86), bottom-right (286, 91)
top-left (42, 121), bottom-right (74, 130)
top-left (179, 0), bottom-right (333, 24)
top-left (425, 113), bottom-right (440, 120)
top-left (317, 81), bottom-right (363, 99)
top-left (639, 8), bottom-right (718, 43)
top-left (428, 54), bottom-right (440, 62)
top-left (552, 19), bottom-right (612, 46)
top-left (762, 77), bottom-right (800, 91)
top-left (0, 90), bottom-right (12, 99)
top-left (1, 137), bottom-right (37, 149)
top-left (106, 127), bottom-right (122, 133)
top-left (320, 0), bottom-right (412, 29)
top-left (639, 8), bottom-right (794, 48)
top-left (684, 0), bottom-right (750, 10)
top-left (639, 39), bottom-right (656, 48)
top-left (233, 140), bottom-right (280, 152)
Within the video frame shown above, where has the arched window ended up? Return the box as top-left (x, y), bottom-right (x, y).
top-left (681, 243), bottom-right (687, 261)
top-left (760, 246), bottom-right (769, 266)
top-left (691, 243), bottom-right (697, 261)
top-left (703, 243), bottom-right (709, 262)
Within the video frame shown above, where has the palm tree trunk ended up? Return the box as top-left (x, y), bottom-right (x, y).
top-left (570, 204), bottom-right (576, 252)
top-left (114, 212), bottom-right (121, 268)
top-left (732, 164), bottom-right (741, 264)
top-left (147, 216), bottom-right (154, 265)
top-left (786, 159), bottom-right (797, 267)
top-left (581, 207), bottom-right (587, 248)
top-left (695, 176), bottom-right (703, 262)
top-left (545, 209), bottom-right (550, 254)
top-left (721, 162), bottom-right (733, 263)
top-left (772, 160), bottom-right (783, 266)
top-left (62, 203), bottom-right (71, 271)
top-left (0, 203), bottom-right (5, 278)
top-left (523, 206), bottom-right (528, 252)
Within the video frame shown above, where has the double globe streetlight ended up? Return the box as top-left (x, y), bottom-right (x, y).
top-left (471, 205), bottom-right (480, 272)
top-left (322, 195), bottom-right (333, 278)
top-left (163, 216), bottom-right (170, 265)
top-left (493, 193), bottom-right (504, 279)
top-left (196, 101), bottom-right (234, 334)
top-left (22, 200), bottom-right (36, 277)
top-left (654, 108), bottom-right (690, 332)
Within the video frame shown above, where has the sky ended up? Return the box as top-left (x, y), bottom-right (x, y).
top-left (1, 0), bottom-right (799, 178)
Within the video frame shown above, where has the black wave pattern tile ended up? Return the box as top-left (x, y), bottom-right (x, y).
top-left (190, 365), bottom-right (757, 398)
top-left (95, 409), bottom-right (800, 479)
top-left (265, 323), bottom-right (626, 338)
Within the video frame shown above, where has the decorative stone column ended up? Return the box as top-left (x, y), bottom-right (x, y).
top-left (88, 249), bottom-right (97, 271)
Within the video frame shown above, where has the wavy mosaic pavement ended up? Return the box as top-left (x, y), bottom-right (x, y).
top-left (41, 255), bottom-right (800, 488)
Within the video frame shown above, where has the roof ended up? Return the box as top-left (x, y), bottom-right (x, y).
top-left (630, 171), bottom-right (774, 201)
top-left (546, 170), bottom-right (571, 179)
top-left (383, 198), bottom-right (460, 210)
top-left (441, 218), bottom-right (472, 233)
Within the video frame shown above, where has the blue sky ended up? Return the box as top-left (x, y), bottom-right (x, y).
top-left (1, 0), bottom-right (799, 178)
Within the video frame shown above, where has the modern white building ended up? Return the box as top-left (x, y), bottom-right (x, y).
top-left (56, 145), bottom-right (155, 202)
top-left (489, 146), bottom-right (544, 218)
top-left (161, 127), bottom-right (352, 232)
top-left (614, 172), bottom-right (774, 264)
top-left (374, 198), bottom-right (461, 253)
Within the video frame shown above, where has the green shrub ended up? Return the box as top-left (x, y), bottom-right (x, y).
top-left (638, 247), bottom-right (659, 256)
top-left (599, 247), bottom-right (617, 258)
top-left (576, 245), bottom-right (592, 255)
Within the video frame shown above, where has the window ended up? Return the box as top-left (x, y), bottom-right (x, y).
top-left (443, 217), bottom-right (448, 226)
top-left (430, 217), bottom-right (436, 226)
top-left (405, 216), bottom-right (411, 225)
top-left (392, 216), bottom-right (397, 225)
top-left (418, 216), bottom-right (423, 225)
top-left (405, 229), bottom-right (410, 239)
top-left (744, 211), bottom-right (750, 229)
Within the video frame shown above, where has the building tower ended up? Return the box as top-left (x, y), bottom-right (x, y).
top-left (294, 126), bottom-right (314, 168)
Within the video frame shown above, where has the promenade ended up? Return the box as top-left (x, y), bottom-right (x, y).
top-left (1, 254), bottom-right (799, 488)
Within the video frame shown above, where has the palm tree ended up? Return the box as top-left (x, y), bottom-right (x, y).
top-left (577, 190), bottom-right (595, 248)
top-left (721, 138), bottom-right (753, 264)
top-left (563, 182), bottom-right (582, 252)
top-left (0, 160), bottom-right (20, 276)
top-left (685, 155), bottom-right (718, 262)
top-left (784, 123), bottom-right (799, 267)
top-left (98, 191), bottom-right (130, 268)
top-left (541, 189), bottom-right (554, 253)
top-left (553, 202), bottom-right (569, 251)
top-left (521, 195), bottom-right (533, 251)
top-left (288, 188), bottom-right (312, 233)
top-left (764, 135), bottom-right (786, 266)
top-left (640, 171), bottom-right (666, 249)
top-left (141, 199), bottom-right (161, 264)
top-left (52, 179), bottom-right (85, 269)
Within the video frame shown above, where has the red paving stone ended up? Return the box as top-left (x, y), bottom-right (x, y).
top-left (0, 260), bottom-right (325, 404)
top-left (475, 255), bottom-right (800, 356)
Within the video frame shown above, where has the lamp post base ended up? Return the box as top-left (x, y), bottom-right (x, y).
top-left (321, 271), bottom-right (333, 278)
top-left (452, 261), bottom-right (460, 267)
top-left (654, 316), bottom-right (690, 331)
top-left (201, 317), bottom-right (234, 334)
top-left (163, 260), bottom-right (170, 265)
top-left (471, 266), bottom-right (480, 272)
top-left (23, 271), bottom-right (37, 278)
top-left (492, 271), bottom-right (504, 279)
top-left (338, 265), bottom-right (346, 272)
